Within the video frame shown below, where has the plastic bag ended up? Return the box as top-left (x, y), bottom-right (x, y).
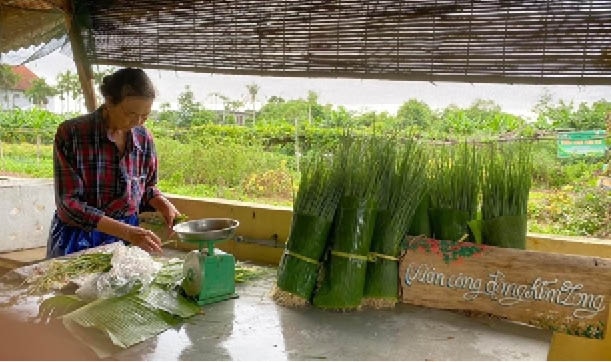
top-left (76, 244), bottom-right (162, 301)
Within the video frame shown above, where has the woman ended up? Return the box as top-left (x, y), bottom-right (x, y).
top-left (46, 67), bottom-right (180, 258)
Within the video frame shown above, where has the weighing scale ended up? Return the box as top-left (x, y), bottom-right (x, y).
top-left (173, 218), bottom-right (240, 305)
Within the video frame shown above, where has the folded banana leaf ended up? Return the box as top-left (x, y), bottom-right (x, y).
top-left (429, 208), bottom-right (473, 242)
top-left (408, 195), bottom-right (432, 237)
top-left (313, 197), bottom-right (377, 310)
top-left (483, 214), bottom-right (527, 249)
top-left (276, 213), bottom-right (333, 300)
top-left (363, 211), bottom-right (400, 303)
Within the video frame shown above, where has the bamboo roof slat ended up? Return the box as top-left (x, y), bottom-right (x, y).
top-left (2, 0), bottom-right (610, 85)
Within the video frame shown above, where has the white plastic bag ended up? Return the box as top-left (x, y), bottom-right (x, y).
top-left (76, 244), bottom-right (162, 300)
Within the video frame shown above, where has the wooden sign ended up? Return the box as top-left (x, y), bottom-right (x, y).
top-left (399, 237), bottom-right (611, 339)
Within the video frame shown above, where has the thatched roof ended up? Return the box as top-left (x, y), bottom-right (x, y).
top-left (0, 1), bottom-right (66, 54)
top-left (2, 0), bottom-right (611, 85)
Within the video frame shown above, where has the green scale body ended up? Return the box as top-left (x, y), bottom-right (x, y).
top-left (182, 240), bottom-right (237, 305)
top-left (174, 219), bottom-right (240, 305)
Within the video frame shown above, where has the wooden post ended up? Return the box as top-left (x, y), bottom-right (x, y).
top-left (36, 134), bottom-right (41, 164)
top-left (64, 4), bottom-right (96, 112)
top-left (606, 111), bottom-right (610, 176)
top-left (294, 117), bottom-right (300, 173)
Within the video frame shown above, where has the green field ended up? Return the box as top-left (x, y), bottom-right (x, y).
top-left (1, 136), bottom-right (609, 239)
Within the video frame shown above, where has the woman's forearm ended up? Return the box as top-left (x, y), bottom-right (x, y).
top-left (148, 195), bottom-right (170, 211)
top-left (96, 215), bottom-right (133, 240)
top-left (148, 195), bottom-right (180, 225)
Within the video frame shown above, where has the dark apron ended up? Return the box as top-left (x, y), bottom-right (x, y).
top-left (46, 211), bottom-right (138, 259)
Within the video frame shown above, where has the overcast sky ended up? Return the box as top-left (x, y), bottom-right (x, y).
top-left (6, 49), bottom-right (611, 120)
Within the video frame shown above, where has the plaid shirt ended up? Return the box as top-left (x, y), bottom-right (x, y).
top-left (53, 107), bottom-right (161, 231)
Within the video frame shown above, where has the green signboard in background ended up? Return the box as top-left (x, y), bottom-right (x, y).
top-left (556, 130), bottom-right (607, 159)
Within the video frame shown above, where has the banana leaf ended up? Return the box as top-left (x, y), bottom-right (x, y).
top-left (62, 285), bottom-right (200, 358)
top-left (408, 195), bottom-right (431, 237)
top-left (276, 213), bottom-right (333, 300)
top-left (363, 212), bottom-right (399, 302)
top-left (429, 208), bottom-right (472, 242)
top-left (38, 295), bottom-right (88, 323)
top-left (313, 197), bottom-right (377, 310)
top-left (483, 214), bottom-right (528, 249)
top-left (362, 257), bottom-right (398, 302)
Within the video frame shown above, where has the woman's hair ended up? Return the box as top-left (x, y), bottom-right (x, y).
top-left (100, 68), bottom-right (156, 104)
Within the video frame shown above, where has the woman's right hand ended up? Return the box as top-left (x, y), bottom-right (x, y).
top-left (125, 225), bottom-right (162, 253)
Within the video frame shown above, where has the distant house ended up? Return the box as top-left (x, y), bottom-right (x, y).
top-left (0, 65), bottom-right (38, 110)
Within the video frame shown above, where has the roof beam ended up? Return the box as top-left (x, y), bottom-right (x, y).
top-left (64, 1), bottom-right (95, 112)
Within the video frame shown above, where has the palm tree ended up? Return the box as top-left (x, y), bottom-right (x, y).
top-left (55, 71), bottom-right (73, 113)
top-left (93, 66), bottom-right (116, 104)
top-left (68, 72), bottom-right (83, 113)
top-left (208, 92), bottom-right (230, 124)
top-left (246, 83), bottom-right (259, 126)
top-left (25, 78), bottom-right (57, 107)
top-left (55, 70), bottom-right (82, 113)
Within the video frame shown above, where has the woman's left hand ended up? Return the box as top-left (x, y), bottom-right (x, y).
top-left (150, 196), bottom-right (181, 230)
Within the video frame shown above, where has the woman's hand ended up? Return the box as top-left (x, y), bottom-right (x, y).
top-left (125, 225), bottom-right (162, 253)
top-left (97, 215), bottom-right (162, 254)
top-left (150, 196), bottom-right (181, 230)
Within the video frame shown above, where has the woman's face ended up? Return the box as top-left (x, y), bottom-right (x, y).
top-left (106, 97), bottom-right (154, 130)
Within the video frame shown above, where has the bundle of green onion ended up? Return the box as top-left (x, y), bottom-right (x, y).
top-left (429, 141), bottom-right (482, 242)
top-left (313, 136), bottom-right (385, 311)
top-left (481, 141), bottom-right (532, 248)
top-left (363, 139), bottom-right (428, 308)
top-left (274, 150), bottom-right (343, 305)
top-left (25, 253), bottom-right (112, 295)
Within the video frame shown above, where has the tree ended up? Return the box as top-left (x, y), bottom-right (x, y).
top-left (93, 66), bottom-right (116, 104)
top-left (177, 85), bottom-right (201, 127)
top-left (246, 83), bottom-right (259, 126)
top-left (257, 98), bottom-right (307, 125)
top-left (306, 90), bottom-right (318, 125)
top-left (0, 64), bottom-right (19, 106)
top-left (25, 78), bottom-right (57, 107)
top-left (0, 64), bottom-right (19, 90)
top-left (208, 92), bottom-right (230, 124)
top-left (56, 70), bottom-right (79, 113)
top-left (396, 99), bottom-right (434, 130)
top-left (68, 72), bottom-right (83, 112)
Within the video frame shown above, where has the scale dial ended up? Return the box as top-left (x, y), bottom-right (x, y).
top-left (182, 250), bottom-right (205, 297)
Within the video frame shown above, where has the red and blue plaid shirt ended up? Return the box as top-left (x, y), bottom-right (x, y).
top-left (53, 107), bottom-right (161, 231)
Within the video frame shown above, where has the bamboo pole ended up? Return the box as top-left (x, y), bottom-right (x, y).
top-left (63, 3), bottom-right (96, 112)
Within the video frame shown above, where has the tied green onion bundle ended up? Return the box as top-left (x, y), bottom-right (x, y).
top-left (429, 141), bottom-right (482, 242)
top-left (25, 253), bottom-right (113, 295)
top-left (274, 150), bottom-right (343, 305)
top-left (363, 139), bottom-right (428, 308)
top-left (313, 136), bottom-right (386, 311)
top-left (481, 141), bottom-right (532, 249)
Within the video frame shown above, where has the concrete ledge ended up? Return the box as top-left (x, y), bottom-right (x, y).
top-left (527, 233), bottom-right (611, 258)
top-left (0, 247), bottom-right (46, 271)
top-left (1, 195), bottom-right (609, 269)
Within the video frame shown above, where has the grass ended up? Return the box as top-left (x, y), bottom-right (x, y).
top-left (1, 141), bottom-right (609, 239)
